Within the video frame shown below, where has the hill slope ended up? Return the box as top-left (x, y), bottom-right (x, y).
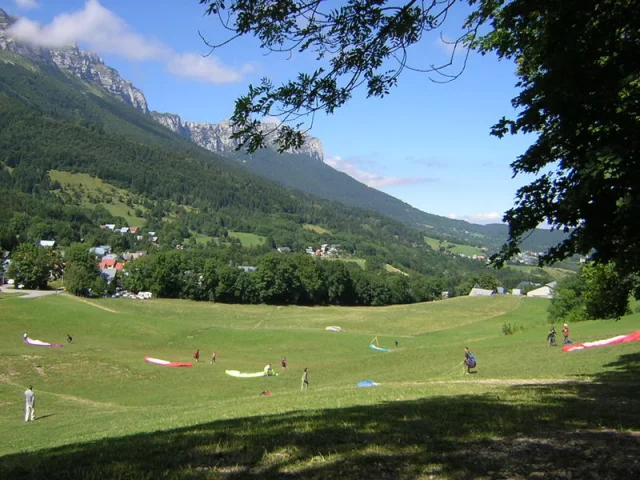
top-left (0, 6), bottom-right (566, 254)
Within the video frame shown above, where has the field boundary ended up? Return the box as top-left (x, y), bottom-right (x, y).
top-left (61, 294), bottom-right (119, 313)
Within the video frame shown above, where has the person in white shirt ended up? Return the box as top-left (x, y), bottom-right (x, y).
top-left (24, 386), bottom-right (35, 422)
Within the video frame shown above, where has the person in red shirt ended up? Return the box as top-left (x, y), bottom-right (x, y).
top-left (562, 324), bottom-right (571, 344)
top-left (281, 357), bottom-right (287, 370)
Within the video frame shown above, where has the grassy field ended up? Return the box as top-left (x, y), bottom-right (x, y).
top-left (49, 171), bottom-right (149, 227)
top-left (424, 236), bottom-right (486, 257)
top-left (303, 224), bottom-right (331, 234)
top-left (508, 264), bottom-right (576, 279)
top-left (1, 294), bottom-right (639, 479)
top-left (228, 231), bottom-right (266, 247)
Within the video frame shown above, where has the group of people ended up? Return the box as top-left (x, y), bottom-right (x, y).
top-left (547, 324), bottom-right (572, 346)
top-left (191, 350), bottom-right (217, 363)
top-left (191, 350), bottom-right (308, 390)
top-left (263, 359), bottom-right (309, 390)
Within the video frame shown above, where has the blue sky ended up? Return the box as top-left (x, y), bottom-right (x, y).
top-left (4, 0), bottom-right (538, 224)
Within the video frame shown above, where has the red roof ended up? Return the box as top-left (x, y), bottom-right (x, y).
top-left (129, 226), bottom-right (139, 233)
top-left (115, 263), bottom-right (125, 271)
top-left (99, 258), bottom-right (117, 269)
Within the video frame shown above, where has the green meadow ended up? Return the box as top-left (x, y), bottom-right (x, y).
top-left (1, 294), bottom-right (639, 479)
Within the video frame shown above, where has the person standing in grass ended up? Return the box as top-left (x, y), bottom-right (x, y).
top-left (24, 386), bottom-right (35, 422)
top-left (210, 351), bottom-right (217, 363)
top-left (562, 324), bottom-right (571, 344)
top-left (66, 334), bottom-right (73, 344)
top-left (461, 347), bottom-right (477, 375)
top-left (193, 349), bottom-right (200, 363)
top-left (301, 368), bottom-right (309, 391)
top-left (281, 357), bottom-right (287, 370)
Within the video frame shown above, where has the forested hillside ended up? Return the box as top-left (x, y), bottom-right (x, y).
top-left (0, 55), bottom-right (555, 304)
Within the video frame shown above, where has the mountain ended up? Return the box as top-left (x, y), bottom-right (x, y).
top-left (150, 113), bottom-right (324, 161)
top-left (0, 6), bottom-right (566, 256)
top-left (0, 9), bottom-right (147, 112)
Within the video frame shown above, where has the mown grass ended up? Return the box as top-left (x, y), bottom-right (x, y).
top-left (508, 264), bottom-right (576, 280)
top-left (384, 264), bottom-right (408, 276)
top-left (49, 170), bottom-right (148, 227)
top-left (303, 224), bottom-right (331, 234)
top-left (424, 236), bottom-right (486, 257)
top-left (1, 294), bottom-right (639, 479)
top-left (228, 231), bottom-right (266, 247)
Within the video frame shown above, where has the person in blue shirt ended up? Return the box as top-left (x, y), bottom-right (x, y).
top-left (461, 347), bottom-right (477, 375)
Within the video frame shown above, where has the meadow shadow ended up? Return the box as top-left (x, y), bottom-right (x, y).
top-left (1, 353), bottom-right (639, 479)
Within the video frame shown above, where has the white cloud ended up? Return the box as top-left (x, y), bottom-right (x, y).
top-left (435, 35), bottom-right (466, 57)
top-left (15, 0), bottom-right (39, 10)
top-left (447, 212), bottom-right (504, 225)
top-left (167, 53), bottom-right (254, 84)
top-left (325, 155), bottom-right (436, 189)
top-left (7, 0), bottom-right (252, 84)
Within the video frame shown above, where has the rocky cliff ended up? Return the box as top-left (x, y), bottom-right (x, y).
top-left (151, 113), bottom-right (324, 161)
top-left (0, 8), bottom-right (148, 113)
top-left (0, 7), bottom-right (323, 160)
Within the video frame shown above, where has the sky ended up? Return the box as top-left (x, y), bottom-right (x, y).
top-left (3, 0), bottom-right (540, 225)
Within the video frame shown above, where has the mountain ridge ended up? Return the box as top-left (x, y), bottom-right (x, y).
top-left (0, 6), bottom-right (568, 255)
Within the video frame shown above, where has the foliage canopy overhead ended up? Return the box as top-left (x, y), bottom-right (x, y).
top-left (199, 0), bottom-right (640, 277)
top-left (199, 0), bottom-right (475, 152)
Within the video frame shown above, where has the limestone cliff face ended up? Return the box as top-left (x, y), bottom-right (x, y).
top-left (0, 8), bottom-right (148, 113)
top-left (1, 7), bottom-right (323, 160)
top-left (151, 114), bottom-right (325, 161)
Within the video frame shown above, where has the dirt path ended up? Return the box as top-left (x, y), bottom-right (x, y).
top-left (61, 293), bottom-right (119, 313)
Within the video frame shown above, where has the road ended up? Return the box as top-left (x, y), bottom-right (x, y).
top-left (0, 288), bottom-right (62, 299)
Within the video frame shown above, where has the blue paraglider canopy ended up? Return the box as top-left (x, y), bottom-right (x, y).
top-left (357, 381), bottom-right (381, 387)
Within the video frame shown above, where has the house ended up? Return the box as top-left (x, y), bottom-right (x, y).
top-left (90, 245), bottom-right (112, 256)
top-left (105, 224), bottom-right (116, 231)
top-left (135, 235), bottom-right (144, 241)
top-left (115, 263), bottom-right (125, 271)
top-left (515, 281), bottom-right (538, 291)
top-left (441, 291), bottom-right (450, 299)
top-left (129, 226), bottom-right (139, 233)
top-left (238, 266), bottom-right (257, 273)
top-left (100, 267), bottom-right (118, 283)
top-left (99, 258), bottom-right (117, 269)
top-left (277, 247), bottom-right (291, 253)
top-left (496, 287), bottom-right (505, 295)
top-left (306, 246), bottom-right (315, 255)
top-left (120, 227), bottom-right (130, 234)
top-left (512, 288), bottom-right (522, 296)
top-left (148, 231), bottom-right (156, 236)
top-left (39, 240), bottom-right (55, 248)
top-left (527, 285), bottom-right (554, 298)
top-left (149, 236), bottom-right (159, 243)
top-left (468, 288), bottom-right (494, 297)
